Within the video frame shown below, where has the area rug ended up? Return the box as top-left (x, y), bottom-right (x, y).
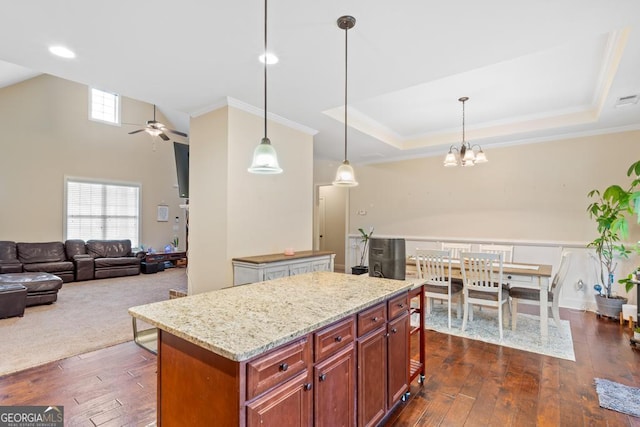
top-left (420, 304), bottom-right (575, 361)
top-left (594, 378), bottom-right (640, 418)
top-left (0, 268), bottom-right (187, 377)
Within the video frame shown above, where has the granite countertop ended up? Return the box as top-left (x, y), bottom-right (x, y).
top-left (231, 250), bottom-right (335, 264)
top-left (129, 271), bottom-right (422, 362)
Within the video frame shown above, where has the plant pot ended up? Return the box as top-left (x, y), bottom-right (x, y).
top-left (594, 294), bottom-right (628, 319)
top-left (634, 331), bottom-right (640, 340)
top-left (351, 266), bottom-right (368, 275)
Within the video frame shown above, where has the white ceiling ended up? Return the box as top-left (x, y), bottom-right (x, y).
top-left (1, 0), bottom-right (640, 165)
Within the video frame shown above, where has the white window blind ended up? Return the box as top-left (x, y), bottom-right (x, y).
top-left (90, 88), bottom-right (120, 124)
top-left (66, 179), bottom-right (140, 247)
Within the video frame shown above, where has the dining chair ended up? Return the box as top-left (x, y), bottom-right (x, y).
top-left (415, 249), bottom-right (463, 329)
top-left (478, 244), bottom-right (514, 263)
top-left (440, 242), bottom-right (472, 260)
top-left (460, 252), bottom-right (509, 340)
top-left (510, 251), bottom-right (572, 332)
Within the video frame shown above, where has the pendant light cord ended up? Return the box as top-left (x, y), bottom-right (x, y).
top-left (264, 0), bottom-right (268, 140)
top-left (344, 23), bottom-right (348, 162)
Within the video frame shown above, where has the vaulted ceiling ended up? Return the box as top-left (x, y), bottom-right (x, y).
top-left (1, 1), bottom-right (639, 164)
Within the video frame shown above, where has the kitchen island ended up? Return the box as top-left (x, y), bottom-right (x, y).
top-left (129, 271), bottom-right (424, 426)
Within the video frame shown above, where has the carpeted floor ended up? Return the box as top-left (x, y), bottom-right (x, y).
top-left (421, 302), bottom-right (576, 361)
top-left (0, 268), bottom-right (187, 377)
top-left (595, 378), bottom-right (640, 418)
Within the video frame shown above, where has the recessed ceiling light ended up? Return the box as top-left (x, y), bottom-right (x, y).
top-left (49, 45), bottom-right (76, 59)
top-left (259, 53), bottom-right (278, 64)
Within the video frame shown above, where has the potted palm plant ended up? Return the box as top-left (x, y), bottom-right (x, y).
top-left (587, 160), bottom-right (640, 318)
top-left (351, 227), bottom-right (374, 275)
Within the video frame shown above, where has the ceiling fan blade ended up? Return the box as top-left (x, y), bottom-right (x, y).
top-left (159, 133), bottom-right (170, 141)
top-left (167, 129), bottom-right (188, 138)
top-left (128, 129), bottom-right (145, 135)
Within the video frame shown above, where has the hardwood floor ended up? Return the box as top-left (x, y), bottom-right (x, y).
top-left (0, 308), bottom-right (638, 426)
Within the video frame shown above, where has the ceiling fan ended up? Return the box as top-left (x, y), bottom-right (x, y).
top-left (127, 105), bottom-right (188, 141)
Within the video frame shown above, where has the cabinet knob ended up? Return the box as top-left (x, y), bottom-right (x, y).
top-left (372, 316), bottom-right (379, 322)
top-left (334, 335), bottom-right (342, 342)
top-left (507, 275), bottom-right (512, 279)
top-left (391, 328), bottom-right (397, 333)
top-left (304, 383), bottom-right (312, 391)
top-left (319, 373), bottom-right (327, 382)
top-left (398, 303), bottom-right (405, 308)
top-left (279, 363), bottom-right (288, 372)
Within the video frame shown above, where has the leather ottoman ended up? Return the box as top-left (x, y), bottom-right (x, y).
top-left (0, 283), bottom-right (28, 318)
top-left (0, 272), bottom-right (63, 306)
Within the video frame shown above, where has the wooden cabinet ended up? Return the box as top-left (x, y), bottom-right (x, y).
top-left (155, 288), bottom-right (417, 427)
top-left (232, 251), bottom-right (335, 285)
top-left (314, 345), bottom-right (356, 427)
top-left (387, 312), bottom-right (409, 408)
top-left (357, 325), bottom-right (387, 427)
top-left (357, 293), bottom-right (410, 427)
top-left (247, 371), bottom-right (313, 427)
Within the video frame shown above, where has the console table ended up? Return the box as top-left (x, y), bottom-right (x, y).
top-left (232, 250), bottom-right (335, 286)
top-left (144, 251), bottom-right (187, 267)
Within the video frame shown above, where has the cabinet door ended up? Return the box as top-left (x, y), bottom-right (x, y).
top-left (387, 312), bottom-right (409, 409)
top-left (264, 265), bottom-right (289, 281)
top-left (314, 345), bottom-right (356, 427)
top-left (247, 371), bottom-right (313, 427)
top-left (312, 259), bottom-right (331, 272)
top-left (357, 327), bottom-right (387, 427)
top-left (289, 262), bottom-right (312, 276)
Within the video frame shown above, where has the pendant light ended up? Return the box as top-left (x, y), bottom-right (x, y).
top-left (333, 16), bottom-right (358, 187)
top-left (248, 0), bottom-right (283, 174)
top-left (443, 97), bottom-right (488, 167)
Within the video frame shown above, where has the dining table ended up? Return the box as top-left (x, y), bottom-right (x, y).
top-left (406, 256), bottom-right (554, 343)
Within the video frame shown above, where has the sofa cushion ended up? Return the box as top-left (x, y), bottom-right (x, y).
top-left (0, 241), bottom-right (18, 262)
top-left (86, 240), bottom-right (132, 259)
top-left (22, 261), bottom-right (74, 274)
top-left (17, 242), bottom-right (67, 264)
top-left (95, 257), bottom-right (140, 269)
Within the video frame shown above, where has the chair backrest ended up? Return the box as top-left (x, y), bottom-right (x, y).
top-left (460, 252), bottom-right (503, 293)
top-left (478, 244), bottom-right (514, 263)
top-left (551, 251), bottom-right (572, 298)
top-left (440, 242), bottom-right (472, 260)
top-left (415, 249), bottom-right (451, 286)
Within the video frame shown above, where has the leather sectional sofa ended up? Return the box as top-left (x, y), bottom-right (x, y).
top-left (0, 239), bottom-right (144, 282)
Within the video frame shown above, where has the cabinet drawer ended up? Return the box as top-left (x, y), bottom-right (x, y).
top-left (505, 273), bottom-right (535, 289)
top-left (357, 303), bottom-right (387, 337)
top-left (387, 292), bottom-right (409, 320)
top-left (314, 316), bottom-right (355, 362)
top-left (247, 336), bottom-right (311, 400)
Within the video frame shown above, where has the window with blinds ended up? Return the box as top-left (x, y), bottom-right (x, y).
top-left (65, 179), bottom-right (140, 247)
top-left (89, 88), bottom-right (120, 125)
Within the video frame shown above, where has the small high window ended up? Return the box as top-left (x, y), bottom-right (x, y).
top-left (89, 88), bottom-right (120, 125)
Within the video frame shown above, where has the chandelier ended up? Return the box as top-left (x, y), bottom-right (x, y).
top-left (443, 97), bottom-right (488, 167)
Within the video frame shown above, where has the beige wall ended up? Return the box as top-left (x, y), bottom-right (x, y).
top-left (188, 105), bottom-right (314, 293)
top-left (316, 131), bottom-right (640, 244)
top-left (0, 75), bottom-right (186, 250)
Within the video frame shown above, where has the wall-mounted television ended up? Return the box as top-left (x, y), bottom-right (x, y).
top-left (173, 142), bottom-right (189, 198)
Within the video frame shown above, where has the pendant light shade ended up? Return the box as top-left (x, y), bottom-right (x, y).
top-left (248, 137), bottom-right (282, 174)
top-left (333, 15), bottom-right (358, 187)
top-left (333, 160), bottom-right (358, 187)
top-left (248, 0), bottom-right (283, 175)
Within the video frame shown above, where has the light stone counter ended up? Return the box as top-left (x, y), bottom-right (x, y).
top-left (129, 271), bottom-right (422, 362)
